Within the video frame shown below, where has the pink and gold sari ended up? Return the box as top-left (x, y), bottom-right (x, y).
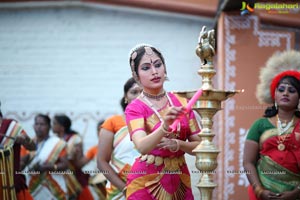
top-left (125, 92), bottom-right (200, 200)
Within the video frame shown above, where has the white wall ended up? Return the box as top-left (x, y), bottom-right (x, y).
top-left (0, 1), bottom-right (213, 197)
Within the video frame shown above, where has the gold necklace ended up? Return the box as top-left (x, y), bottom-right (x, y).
top-left (141, 93), bottom-right (180, 138)
top-left (276, 115), bottom-right (294, 151)
top-left (277, 133), bottom-right (290, 151)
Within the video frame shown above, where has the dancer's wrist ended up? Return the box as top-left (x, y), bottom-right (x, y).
top-left (161, 123), bottom-right (172, 137)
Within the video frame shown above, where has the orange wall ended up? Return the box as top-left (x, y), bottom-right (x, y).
top-left (214, 11), bottom-right (295, 200)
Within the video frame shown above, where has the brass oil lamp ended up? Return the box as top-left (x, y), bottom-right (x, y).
top-left (175, 26), bottom-right (241, 199)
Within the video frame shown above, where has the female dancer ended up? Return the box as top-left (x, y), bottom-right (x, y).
top-left (125, 44), bottom-right (201, 199)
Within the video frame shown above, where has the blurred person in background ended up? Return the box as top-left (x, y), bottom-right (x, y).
top-left (52, 114), bottom-right (94, 200)
top-left (243, 50), bottom-right (300, 200)
top-left (75, 119), bottom-right (107, 199)
top-left (25, 114), bottom-right (68, 199)
top-left (0, 102), bottom-right (36, 200)
top-left (97, 77), bottom-right (142, 200)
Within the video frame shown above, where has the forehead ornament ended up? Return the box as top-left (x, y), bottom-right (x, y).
top-left (280, 83), bottom-right (290, 87)
top-left (144, 46), bottom-right (154, 56)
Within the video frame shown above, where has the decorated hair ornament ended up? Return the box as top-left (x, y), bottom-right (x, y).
top-left (129, 43), bottom-right (154, 72)
top-left (129, 43), bottom-right (167, 80)
top-left (270, 70), bottom-right (300, 100)
top-left (130, 52), bottom-right (137, 70)
top-left (144, 46), bottom-right (154, 56)
top-left (256, 50), bottom-right (300, 104)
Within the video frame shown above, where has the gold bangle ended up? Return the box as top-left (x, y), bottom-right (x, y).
top-left (162, 124), bottom-right (171, 132)
top-left (170, 139), bottom-right (180, 152)
top-left (254, 185), bottom-right (264, 198)
top-left (257, 188), bottom-right (264, 198)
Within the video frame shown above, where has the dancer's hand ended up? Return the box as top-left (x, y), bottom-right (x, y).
top-left (157, 137), bottom-right (179, 152)
top-left (276, 190), bottom-right (300, 200)
top-left (261, 190), bottom-right (282, 200)
top-left (162, 106), bottom-right (186, 128)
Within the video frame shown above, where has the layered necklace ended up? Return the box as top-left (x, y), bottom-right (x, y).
top-left (276, 115), bottom-right (294, 151)
top-left (141, 91), bottom-right (180, 138)
top-left (276, 115), bottom-right (294, 135)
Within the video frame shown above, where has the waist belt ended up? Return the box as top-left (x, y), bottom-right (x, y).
top-left (139, 154), bottom-right (185, 171)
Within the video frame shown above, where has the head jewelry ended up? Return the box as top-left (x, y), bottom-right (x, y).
top-left (129, 43), bottom-right (166, 80)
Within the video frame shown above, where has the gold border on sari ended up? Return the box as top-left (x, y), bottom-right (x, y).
top-left (257, 156), bottom-right (300, 193)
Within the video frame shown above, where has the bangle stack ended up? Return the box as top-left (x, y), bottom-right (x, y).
top-left (170, 139), bottom-right (180, 152)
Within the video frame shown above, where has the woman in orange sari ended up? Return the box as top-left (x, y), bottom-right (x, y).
top-left (243, 50), bottom-right (300, 200)
top-left (97, 77), bottom-right (142, 200)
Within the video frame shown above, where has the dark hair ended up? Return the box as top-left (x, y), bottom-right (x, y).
top-left (130, 46), bottom-right (165, 77)
top-left (120, 77), bottom-right (137, 111)
top-left (97, 119), bottom-right (105, 132)
top-left (263, 105), bottom-right (278, 118)
top-left (264, 76), bottom-right (300, 117)
top-left (35, 114), bottom-right (51, 127)
top-left (54, 114), bottom-right (77, 134)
